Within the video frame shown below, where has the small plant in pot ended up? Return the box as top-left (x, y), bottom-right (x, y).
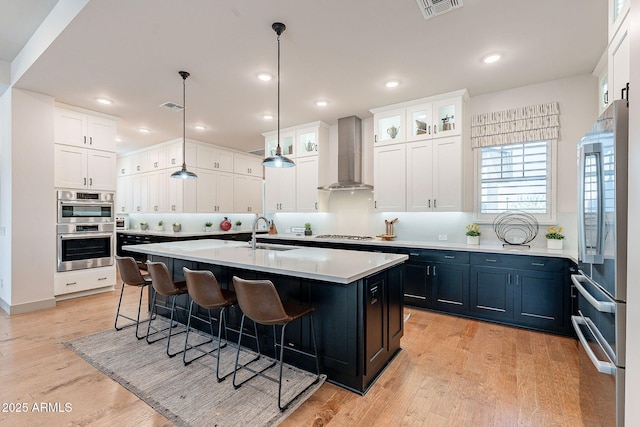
top-left (304, 222), bottom-right (312, 236)
top-left (173, 222), bottom-right (181, 232)
top-left (156, 220), bottom-right (164, 231)
top-left (204, 221), bottom-right (213, 232)
top-left (235, 220), bottom-right (242, 230)
top-left (466, 223), bottom-right (480, 245)
top-left (139, 221), bottom-right (148, 231)
top-left (545, 225), bottom-right (564, 250)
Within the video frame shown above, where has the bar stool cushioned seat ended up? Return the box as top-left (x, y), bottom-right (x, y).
top-left (231, 276), bottom-right (321, 411)
top-left (182, 267), bottom-right (238, 381)
top-left (145, 261), bottom-right (189, 357)
top-left (114, 255), bottom-right (153, 339)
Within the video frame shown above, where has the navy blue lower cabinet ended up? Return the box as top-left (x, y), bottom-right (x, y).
top-left (403, 261), bottom-right (430, 308)
top-left (514, 269), bottom-right (564, 331)
top-left (469, 265), bottom-right (514, 322)
top-left (430, 262), bottom-right (470, 314)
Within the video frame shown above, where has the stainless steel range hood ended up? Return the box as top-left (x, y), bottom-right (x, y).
top-left (318, 116), bottom-right (373, 191)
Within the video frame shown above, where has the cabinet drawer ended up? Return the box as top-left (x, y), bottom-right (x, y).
top-left (54, 266), bottom-right (116, 296)
top-left (470, 253), bottom-right (564, 272)
top-left (417, 250), bottom-right (469, 264)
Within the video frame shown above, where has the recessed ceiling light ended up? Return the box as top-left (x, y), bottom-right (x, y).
top-left (315, 100), bottom-right (328, 107)
top-left (257, 73), bottom-right (273, 81)
top-left (96, 97), bottom-right (112, 105)
top-left (262, 114), bottom-right (274, 121)
top-left (385, 80), bottom-right (399, 88)
top-left (138, 128), bottom-right (151, 133)
top-left (482, 53), bottom-right (502, 64)
top-left (194, 125), bottom-right (206, 131)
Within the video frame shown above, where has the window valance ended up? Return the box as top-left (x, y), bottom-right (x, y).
top-left (471, 102), bottom-right (559, 148)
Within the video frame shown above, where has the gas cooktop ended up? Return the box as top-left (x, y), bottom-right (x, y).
top-left (314, 234), bottom-right (374, 241)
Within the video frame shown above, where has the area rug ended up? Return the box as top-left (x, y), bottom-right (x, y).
top-left (65, 320), bottom-right (325, 427)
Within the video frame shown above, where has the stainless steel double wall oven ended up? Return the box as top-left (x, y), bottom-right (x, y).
top-left (56, 190), bottom-right (115, 272)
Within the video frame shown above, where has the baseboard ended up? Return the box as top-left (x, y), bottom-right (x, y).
top-left (0, 297), bottom-right (57, 315)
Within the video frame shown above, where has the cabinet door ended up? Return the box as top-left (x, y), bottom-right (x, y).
top-left (117, 155), bottom-right (131, 176)
top-left (131, 152), bottom-right (148, 174)
top-left (166, 141), bottom-right (183, 168)
top-left (432, 97), bottom-right (462, 138)
top-left (147, 170), bottom-right (168, 212)
top-left (609, 18), bottom-right (629, 103)
top-left (215, 171), bottom-right (234, 212)
top-left (373, 144), bottom-right (405, 211)
top-left (404, 262), bottom-right (430, 308)
top-left (265, 131), bottom-right (295, 158)
top-left (264, 167), bottom-right (296, 212)
top-left (234, 175), bottom-right (263, 213)
top-left (87, 116), bottom-right (117, 151)
top-left (196, 169), bottom-right (216, 212)
top-left (432, 137), bottom-right (462, 211)
top-left (55, 109), bottom-right (87, 147)
top-left (116, 176), bottom-right (133, 213)
top-left (295, 156), bottom-right (319, 212)
top-left (364, 272), bottom-right (387, 376)
top-left (132, 173), bottom-right (148, 213)
top-left (167, 176), bottom-right (183, 213)
top-left (54, 144), bottom-right (87, 188)
top-left (406, 103), bottom-right (433, 142)
top-left (87, 150), bottom-right (116, 191)
top-left (431, 262), bottom-right (469, 314)
top-left (387, 264), bottom-right (404, 349)
top-left (514, 269), bottom-right (564, 330)
top-left (406, 140), bottom-right (433, 211)
top-left (296, 127), bottom-right (319, 157)
top-left (147, 146), bottom-right (167, 170)
top-left (469, 266), bottom-right (514, 321)
top-left (374, 109), bottom-right (405, 145)
top-left (234, 154), bottom-right (263, 177)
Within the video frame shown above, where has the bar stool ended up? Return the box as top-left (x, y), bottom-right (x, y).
top-left (182, 267), bottom-right (238, 381)
top-left (114, 256), bottom-right (153, 339)
top-left (231, 276), bottom-right (321, 411)
top-left (145, 261), bottom-right (189, 357)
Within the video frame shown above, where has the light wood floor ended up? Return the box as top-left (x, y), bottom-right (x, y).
top-left (0, 287), bottom-right (584, 426)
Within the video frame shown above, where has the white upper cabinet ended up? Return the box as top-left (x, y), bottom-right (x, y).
top-left (195, 168), bottom-right (234, 213)
top-left (295, 156), bottom-right (319, 212)
top-left (54, 144), bottom-right (116, 191)
top-left (264, 167), bottom-right (296, 212)
top-left (234, 153), bottom-right (263, 177)
top-left (55, 107), bottom-right (117, 152)
top-left (131, 151), bottom-right (148, 174)
top-left (117, 155), bottom-right (132, 176)
top-left (234, 174), bottom-right (263, 213)
top-left (265, 131), bottom-right (295, 158)
top-left (197, 144), bottom-right (234, 172)
top-left (373, 144), bottom-right (406, 212)
top-left (147, 145), bottom-right (168, 170)
top-left (296, 125), bottom-right (327, 158)
top-left (373, 108), bottom-right (405, 145)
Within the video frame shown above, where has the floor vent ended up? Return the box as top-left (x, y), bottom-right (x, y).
top-left (415, 0), bottom-right (463, 20)
top-left (159, 101), bottom-right (184, 111)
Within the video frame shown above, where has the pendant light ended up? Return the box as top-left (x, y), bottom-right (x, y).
top-left (170, 70), bottom-right (198, 179)
top-left (262, 22), bottom-right (295, 168)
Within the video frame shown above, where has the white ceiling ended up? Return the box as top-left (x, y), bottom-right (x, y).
top-left (4, 0), bottom-right (606, 154)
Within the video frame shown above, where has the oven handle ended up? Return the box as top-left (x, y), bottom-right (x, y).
top-left (571, 315), bottom-right (616, 376)
top-left (571, 274), bottom-right (616, 313)
top-left (59, 200), bottom-right (114, 206)
top-left (59, 232), bottom-right (114, 240)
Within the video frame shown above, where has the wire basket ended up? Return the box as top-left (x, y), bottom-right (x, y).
top-left (492, 211), bottom-right (539, 247)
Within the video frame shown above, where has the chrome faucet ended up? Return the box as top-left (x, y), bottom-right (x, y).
top-left (251, 216), bottom-right (269, 250)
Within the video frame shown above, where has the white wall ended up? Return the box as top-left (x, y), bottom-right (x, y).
top-left (625, 0), bottom-right (639, 423)
top-left (0, 89), bottom-right (12, 306)
top-left (2, 89), bottom-right (56, 313)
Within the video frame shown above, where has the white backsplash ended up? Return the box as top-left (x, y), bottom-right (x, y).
top-left (125, 213), bottom-right (261, 233)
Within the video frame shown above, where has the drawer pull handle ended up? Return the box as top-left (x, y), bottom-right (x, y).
top-left (98, 277), bottom-right (107, 281)
top-left (409, 252), bottom-right (421, 257)
top-left (486, 259), bottom-right (497, 262)
top-left (66, 282), bottom-right (77, 286)
top-left (444, 255), bottom-right (455, 259)
top-left (531, 262), bottom-right (545, 266)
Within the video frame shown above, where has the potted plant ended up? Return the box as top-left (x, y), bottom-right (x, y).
top-left (204, 221), bottom-right (213, 232)
top-left (304, 222), bottom-right (312, 236)
top-left (173, 222), bottom-right (181, 232)
top-left (156, 220), bottom-right (164, 231)
top-left (139, 221), bottom-right (148, 231)
top-left (545, 225), bottom-right (564, 250)
top-left (234, 220), bottom-right (242, 231)
top-left (466, 223), bottom-right (480, 245)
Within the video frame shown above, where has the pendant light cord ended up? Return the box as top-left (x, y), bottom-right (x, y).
top-left (183, 74), bottom-right (186, 166)
top-left (276, 30), bottom-right (281, 155)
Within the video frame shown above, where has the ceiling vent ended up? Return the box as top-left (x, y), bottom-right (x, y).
top-left (159, 101), bottom-right (184, 111)
top-left (415, 0), bottom-right (463, 20)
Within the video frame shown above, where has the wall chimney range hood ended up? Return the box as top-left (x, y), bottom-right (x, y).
top-left (319, 116), bottom-right (373, 191)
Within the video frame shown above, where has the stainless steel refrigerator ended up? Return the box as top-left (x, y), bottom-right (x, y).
top-left (573, 99), bottom-right (627, 427)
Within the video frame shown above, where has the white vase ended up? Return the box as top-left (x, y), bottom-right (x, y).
top-left (467, 235), bottom-right (480, 245)
top-left (547, 239), bottom-right (563, 250)
top-left (204, 226), bottom-right (212, 232)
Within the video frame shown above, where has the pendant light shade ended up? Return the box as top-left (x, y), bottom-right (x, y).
top-left (262, 22), bottom-right (295, 168)
top-left (171, 70), bottom-right (198, 179)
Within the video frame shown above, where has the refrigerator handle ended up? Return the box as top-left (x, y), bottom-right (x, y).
top-left (571, 315), bottom-right (616, 376)
top-left (577, 143), bottom-right (605, 264)
top-left (571, 274), bottom-right (616, 313)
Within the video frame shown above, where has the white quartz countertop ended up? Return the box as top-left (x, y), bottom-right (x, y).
top-left (258, 234), bottom-right (578, 263)
top-left (123, 239), bottom-right (408, 284)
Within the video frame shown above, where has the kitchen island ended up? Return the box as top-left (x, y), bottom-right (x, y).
top-left (123, 239), bottom-right (408, 394)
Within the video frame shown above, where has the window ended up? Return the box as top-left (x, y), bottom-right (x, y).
top-left (476, 140), bottom-right (555, 222)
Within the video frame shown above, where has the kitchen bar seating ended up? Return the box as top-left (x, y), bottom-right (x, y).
top-left (114, 256), bottom-right (153, 339)
top-left (145, 261), bottom-right (189, 357)
top-left (231, 276), bottom-right (321, 411)
top-left (182, 267), bottom-right (238, 381)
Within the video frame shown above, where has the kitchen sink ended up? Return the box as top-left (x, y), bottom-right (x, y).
top-left (250, 244), bottom-right (297, 252)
